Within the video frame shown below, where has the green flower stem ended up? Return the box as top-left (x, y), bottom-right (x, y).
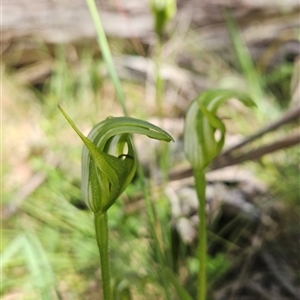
top-left (94, 212), bottom-right (112, 300)
top-left (194, 169), bottom-right (207, 300)
top-left (184, 89), bottom-right (255, 299)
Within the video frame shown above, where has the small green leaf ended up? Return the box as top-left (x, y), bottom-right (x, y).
top-left (59, 105), bottom-right (173, 214)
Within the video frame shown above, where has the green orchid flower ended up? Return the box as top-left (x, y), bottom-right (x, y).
top-left (59, 105), bottom-right (173, 300)
top-left (183, 89), bottom-right (255, 300)
top-left (184, 89), bottom-right (256, 171)
top-left (151, 0), bottom-right (176, 39)
top-left (59, 106), bottom-right (173, 214)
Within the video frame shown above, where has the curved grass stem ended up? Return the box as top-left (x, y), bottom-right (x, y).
top-left (94, 212), bottom-right (112, 300)
top-left (86, 0), bottom-right (128, 116)
top-left (194, 169), bottom-right (207, 300)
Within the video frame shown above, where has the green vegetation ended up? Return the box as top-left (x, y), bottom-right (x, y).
top-left (59, 105), bottom-right (173, 300)
top-left (2, 1), bottom-right (299, 300)
top-left (184, 90), bottom-right (255, 299)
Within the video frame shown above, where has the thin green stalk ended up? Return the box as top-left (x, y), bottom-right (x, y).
top-left (137, 165), bottom-right (172, 300)
top-left (154, 37), bottom-right (170, 188)
top-left (94, 212), bottom-right (112, 300)
top-left (86, 0), bottom-right (128, 116)
top-left (155, 39), bottom-right (164, 117)
top-left (194, 169), bottom-right (207, 300)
